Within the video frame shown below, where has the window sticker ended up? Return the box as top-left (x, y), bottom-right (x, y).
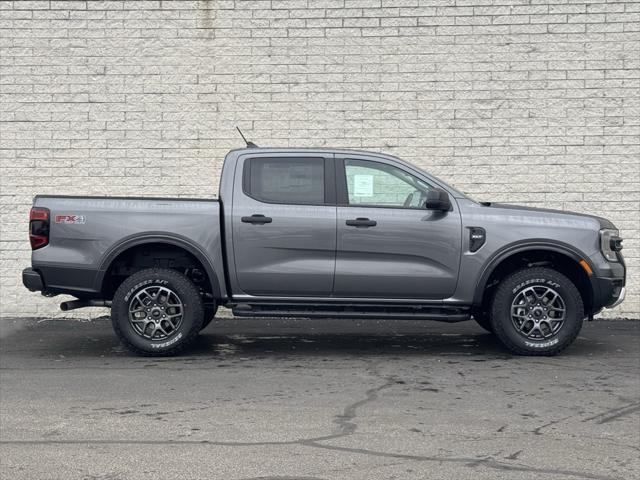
top-left (353, 174), bottom-right (374, 197)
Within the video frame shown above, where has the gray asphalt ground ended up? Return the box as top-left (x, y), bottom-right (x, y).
top-left (0, 316), bottom-right (638, 480)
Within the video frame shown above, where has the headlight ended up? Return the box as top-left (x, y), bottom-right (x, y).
top-left (600, 229), bottom-right (622, 262)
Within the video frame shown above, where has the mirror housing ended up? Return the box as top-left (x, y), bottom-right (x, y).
top-left (425, 188), bottom-right (451, 211)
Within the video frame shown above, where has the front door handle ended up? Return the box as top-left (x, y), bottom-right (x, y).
top-left (241, 214), bottom-right (272, 224)
top-left (345, 218), bottom-right (377, 228)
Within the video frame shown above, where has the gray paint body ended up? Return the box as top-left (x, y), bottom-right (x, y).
top-left (31, 148), bottom-right (624, 311)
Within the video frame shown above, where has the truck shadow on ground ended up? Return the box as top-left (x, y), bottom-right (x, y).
top-left (186, 332), bottom-right (611, 360)
top-left (192, 331), bottom-right (513, 359)
top-left (2, 317), bottom-right (621, 361)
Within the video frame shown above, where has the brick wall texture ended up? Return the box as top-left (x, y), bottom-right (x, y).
top-left (0, 0), bottom-right (638, 318)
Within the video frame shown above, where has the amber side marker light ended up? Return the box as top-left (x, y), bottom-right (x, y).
top-left (579, 259), bottom-right (593, 276)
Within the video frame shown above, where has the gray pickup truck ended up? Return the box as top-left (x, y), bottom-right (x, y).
top-left (23, 147), bottom-right (626, 356)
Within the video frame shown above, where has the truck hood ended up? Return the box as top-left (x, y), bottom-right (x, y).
top-left (480, 202), bottom-right (617, 230)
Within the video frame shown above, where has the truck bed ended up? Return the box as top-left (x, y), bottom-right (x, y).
top-left (31, 195), bottom-right (226, 298)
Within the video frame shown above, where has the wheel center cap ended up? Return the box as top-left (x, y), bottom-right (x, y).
top-left (532, 308), bottom-right (544, 319)
top-left (151, 308), bottom-right (162, 319)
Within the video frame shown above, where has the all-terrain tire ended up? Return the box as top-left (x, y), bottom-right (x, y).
top-left (111, 268), bottom-right (204, 356)
top-left (490, 267), bottom-right (584, 356)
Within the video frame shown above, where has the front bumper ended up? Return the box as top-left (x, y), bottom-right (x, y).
top-left (22, 268), bottom-right (44, 292)
top-left (610, 287), bottom-right (625, 308)
top-left (589, 251), bottom-right (626, 312)
top-left (591, 275), bottom-right (626, 310)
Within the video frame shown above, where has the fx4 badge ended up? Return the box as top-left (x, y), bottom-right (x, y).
top-left (55, 215), bottom-right (86, 224)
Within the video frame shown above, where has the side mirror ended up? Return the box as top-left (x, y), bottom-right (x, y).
top-left (425, 188), bottom-right (451, 211)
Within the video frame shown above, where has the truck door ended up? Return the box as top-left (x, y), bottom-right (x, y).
top-left (231, 152), bottom-right (337, 296)
top-left (333, 155), bottom-right (462, 299)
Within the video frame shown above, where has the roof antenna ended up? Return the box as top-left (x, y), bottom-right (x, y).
top-left (236, 126), bottom-right (258, 148)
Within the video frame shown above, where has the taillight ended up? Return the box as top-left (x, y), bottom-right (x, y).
top-left (29, 207), bottom-right (50, 250)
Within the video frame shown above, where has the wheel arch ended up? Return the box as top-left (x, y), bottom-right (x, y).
top-left (97, 233), bottom-right (222, 300)
top-left (473, 240), bottom-right (595, 315)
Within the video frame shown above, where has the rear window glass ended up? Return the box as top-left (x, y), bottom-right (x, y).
top-left (246, 157), bottom-right (325, 204)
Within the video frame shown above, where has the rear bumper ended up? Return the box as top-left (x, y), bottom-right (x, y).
top-left (23, 264), bottom-right (101, 298)
top-left (22, 268), bottom-right (44, 292)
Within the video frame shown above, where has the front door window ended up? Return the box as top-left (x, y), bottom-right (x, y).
top-left (344, 159), bottom-right (433, 209)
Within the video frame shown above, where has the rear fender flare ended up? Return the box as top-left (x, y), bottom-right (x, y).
top-left (97, 233), bottom-right (222, 298)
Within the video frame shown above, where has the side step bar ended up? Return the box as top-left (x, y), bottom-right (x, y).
top-left (231, 303), bottom-right (471, 322)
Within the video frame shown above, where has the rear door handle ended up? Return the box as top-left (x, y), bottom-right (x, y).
top-left (345, 218), bottom-right (377, 228)
top-left (241, 214), bottom-right (272, 224)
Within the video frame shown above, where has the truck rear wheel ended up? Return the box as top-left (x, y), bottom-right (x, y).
top-left (490, 267), bottom-right (584, 356)
top-left (111, 268), bottom-right (204, 356)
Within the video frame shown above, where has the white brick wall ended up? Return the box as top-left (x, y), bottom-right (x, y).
top-left (0, 0), bottom-right (638, 318)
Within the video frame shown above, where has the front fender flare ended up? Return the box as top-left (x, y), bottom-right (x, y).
top-left (472, 239), bottom-right (593, 306)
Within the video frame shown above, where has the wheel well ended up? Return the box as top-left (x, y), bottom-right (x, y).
top-left (101, 242), bottom-right (213, 301)
top-left (478, 249), bottom-right (593, 316)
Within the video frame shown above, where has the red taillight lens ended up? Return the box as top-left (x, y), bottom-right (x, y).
top-left (30, 234), bottom-right (48, 250)
top-left (29, 207), bottom-right (50, 250)
top-left (30, 208), bottom-right (49, 221)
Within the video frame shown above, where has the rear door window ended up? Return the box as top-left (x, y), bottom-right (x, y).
top-left (244, 157), bottom-right (326, 205)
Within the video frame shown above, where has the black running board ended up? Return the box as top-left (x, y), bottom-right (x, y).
top-left (231, 303), bottom-right (471, 322)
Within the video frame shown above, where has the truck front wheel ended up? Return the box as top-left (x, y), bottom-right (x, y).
top-left (490, 267), bottom-right (584, 356)
top-left (111, 268), bottom-right (204, 356)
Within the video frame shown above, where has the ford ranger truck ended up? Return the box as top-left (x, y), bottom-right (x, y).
top-left (22, 148), bottom-right (626, 356)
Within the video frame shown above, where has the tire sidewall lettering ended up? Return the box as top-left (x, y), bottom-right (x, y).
top-left (512, 278), bottom-right (561, 295)
top-left (124, 279), bottom-right (170, 302)
top-left (524, 338), bottom-right (559, 348)
top-left (150, 332), bottom-right (183, 349)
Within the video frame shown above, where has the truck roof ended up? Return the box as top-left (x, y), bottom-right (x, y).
top-left (228, 146), bottom-right (399, 157)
